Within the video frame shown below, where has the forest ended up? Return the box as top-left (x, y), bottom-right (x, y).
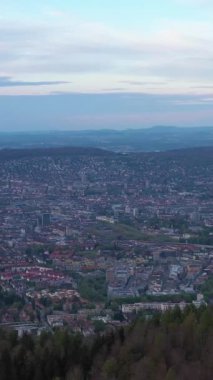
top-left (0, 305), bottom-right (212, 380)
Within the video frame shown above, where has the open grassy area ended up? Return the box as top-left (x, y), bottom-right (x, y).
top-left (88, 221), bottom-right (173, 244)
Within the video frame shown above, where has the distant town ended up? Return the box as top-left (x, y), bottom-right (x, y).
top-left (0, 146), bottom-right (212, 336)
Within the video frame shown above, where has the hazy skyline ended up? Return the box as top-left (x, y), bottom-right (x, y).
top-left (0, 0), bottom-right (213, 130)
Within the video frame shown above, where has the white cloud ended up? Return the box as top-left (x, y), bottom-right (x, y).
top-left (0, 11), bottom-right (213, 94)
top-left (173, 0), bottom-right (212, 5)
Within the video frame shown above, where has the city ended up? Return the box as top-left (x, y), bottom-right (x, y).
top-left (0, 147), bottom-right (212, 336)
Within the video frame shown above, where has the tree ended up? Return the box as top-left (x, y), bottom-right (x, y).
top-left (165, 368), bottom-right (177, 380)
top-left (93, 320), bottom-right (106, 333)
top-left (102, 358), bottom-right (117, 379)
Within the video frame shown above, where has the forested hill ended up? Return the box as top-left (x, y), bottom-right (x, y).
top-left (0, 306), bottom-right (212, 380)
top-left (0, 145), bottom-right (213, 163)
top-left (0, 146), bottom-right (113, 162)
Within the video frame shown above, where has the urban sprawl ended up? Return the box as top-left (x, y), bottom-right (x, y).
top-left (0, 147), bottom-right (212, 336)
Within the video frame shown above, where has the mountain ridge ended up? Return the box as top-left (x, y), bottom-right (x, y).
top-left (0, 126), bottom-right (213, 152)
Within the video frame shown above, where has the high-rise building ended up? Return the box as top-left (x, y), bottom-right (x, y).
top-left (42, 213), bottom-right (51, 227)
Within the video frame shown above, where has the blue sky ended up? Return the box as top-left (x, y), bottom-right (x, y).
top-left (0, 0), bottom-right (213, 130)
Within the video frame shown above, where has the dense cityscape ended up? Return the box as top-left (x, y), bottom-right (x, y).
top-left (1, 0), bottom-right (213, 377)
top-left (0, 146), bottom-right (212, 336)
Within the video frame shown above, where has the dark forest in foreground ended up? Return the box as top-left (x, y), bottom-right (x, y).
top-left (0, 306), bottom-right (212, 380)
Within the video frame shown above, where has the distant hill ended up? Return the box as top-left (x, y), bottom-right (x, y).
top-left (0, 145), bottom-right (212, 165)
top-left (0, 126), bottom-right (213, 152)
top-left (0, 146), bottom-right (112, 162)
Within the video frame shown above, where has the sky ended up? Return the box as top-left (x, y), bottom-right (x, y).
top-left (0, 0), bottom-right (213, 130)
